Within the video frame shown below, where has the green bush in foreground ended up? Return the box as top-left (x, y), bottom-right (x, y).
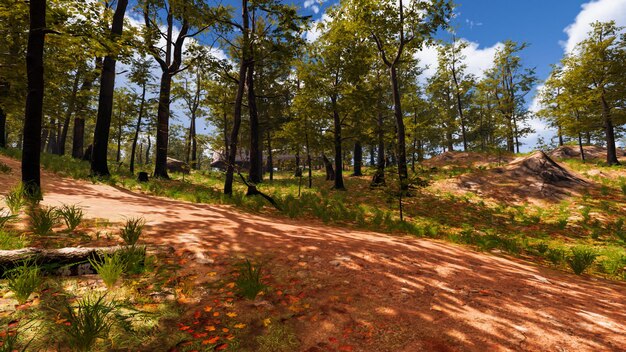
top-left (5, 261), bottom-right (42, 304)
top-left (568, 246), bottom-right (597, 275)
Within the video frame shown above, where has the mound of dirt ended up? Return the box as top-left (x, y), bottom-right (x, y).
top-left (550, 145), bottom-right (626, 160)
top-left (458, 151), bottom-right (590, 202)
top-left (423, 151), bottom-right (513, 168)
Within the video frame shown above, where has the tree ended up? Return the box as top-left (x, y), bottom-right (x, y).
top-left (353, 0), bottom-right (452, 190)
top-left (129, 58), bottom-right (154, 174)
top-left (21, 0), bottom-right (47, 193)
top-left (91, 0), bottom-right (129, 176)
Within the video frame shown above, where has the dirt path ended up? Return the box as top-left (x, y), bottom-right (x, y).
top-left (1, 155), bottom-right (625, 351)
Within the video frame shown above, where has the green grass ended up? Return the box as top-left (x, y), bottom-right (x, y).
top-left (0, 208), bottom-right (17, 229)
top-left (57, 294), bottom-right (119, 351)
top-left (568, 246), bottom-right (597, 275)
top-left (89, 253), bottom-right (125, 288)
top-left (0, 229), bottom-right (27, 250)
top-left (4, 260), bottom-right (42, 304)
top-left (4, 184), bottom-right (27, 215)
top-left (28, 206), bottom-right (59, 235)
top-left (119, 217), bottom-right (145, 246)
top-left (235, 259), bottom-right (266, 300)
top-left (56, 204), bottom-right (84, 232)
top-left (256, 323), bottom-right (300, 352)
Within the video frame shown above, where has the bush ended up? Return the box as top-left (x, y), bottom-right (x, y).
top-left (119, 245), bottom-right (147, 274)
top-left (5, 261), bottom-right (42, 304)
top-left (89, 253), bottom-right (125, 288)
top-left (4, 185), bottom-right (26, 215)
top-left (235, 259), bottom-right (266, 300)
top-left (58, 294), bottom-right (118, 351)
top-left (567, 246), bottom-right (597, 275)
top-left (0, 161), bottom-right (10, 174)
top-left (0, 230), bottom-right (27, 250)
top-left (546, 247), bottom-right (565, 265)
top-left (28, 206), bottom-right (59, 235)
top-left (119, 217), bottom-right (145, 246)
top-left (57, 204), bottom-right (84, 232)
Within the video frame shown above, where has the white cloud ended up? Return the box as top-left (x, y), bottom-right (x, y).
top-left (414, 40), bottom-right (503, 82)
top-left (305, 13), bottom-right (331, 42)
top-left (562, 0), bottom-right (626, 53)
top-left (304, 0), bottom-right (322, 14)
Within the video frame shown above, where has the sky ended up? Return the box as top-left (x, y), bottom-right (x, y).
top-left (122, 0), bottom-right (626, 153)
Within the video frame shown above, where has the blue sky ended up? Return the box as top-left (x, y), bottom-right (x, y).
top-left (123, 0), bottom-right (626, 152)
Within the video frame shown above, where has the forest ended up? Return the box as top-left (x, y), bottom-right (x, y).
top-left (0, 0), bottom-right (625, 351)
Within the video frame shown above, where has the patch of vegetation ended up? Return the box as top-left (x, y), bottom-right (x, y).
top-left (0, 229), bottom-right (27, 250)
top-left (56, 204), bottom-right (84, 232)
top-left (0, 161), bottom-right (10, 174)
top-left (4, 184), bottom-right (27, 215)
top-left (119, 217), bottom-right (145, 246)
top-left (119, 245), bottom-right (147, 274)
top-left (28, 206), bottom-right (59, 235)
top-left (0, 208), bottom-right (17, 229)
top-left (235, 259), bottom-right (266, 299)
top-left (89, 253), bottom-right (125, 288)
top-left (567, 246), bottom-right (597, 275)
top-left (4, 260), bottom-right (42, 304)
top-left (256, 323), bottom-right (300, 352)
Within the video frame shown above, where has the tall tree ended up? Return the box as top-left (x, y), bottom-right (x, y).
top-left (90, 0), bottom-right (129, 176)
top-left (353, 0), bottom-right (452, 190)
top-left (21, 0), bottom-right (47, 193)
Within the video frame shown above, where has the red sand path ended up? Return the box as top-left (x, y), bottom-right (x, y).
top-left (1, 155), bottom-right (625, 351)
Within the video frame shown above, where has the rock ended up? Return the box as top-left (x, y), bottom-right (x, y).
top-left (166, 157), bottom-right (190, 174)
top-left (329, 260), bottom-right (341, 267)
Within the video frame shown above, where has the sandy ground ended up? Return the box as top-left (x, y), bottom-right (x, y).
top-left (1, 155), bottom-right (625, 352)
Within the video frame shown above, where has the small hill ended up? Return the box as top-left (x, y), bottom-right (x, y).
top-left (550, 145), bottom-right (626, 160)
top-left (423, 151), bottom-right (513, 168)
top-left (457, 151), bottom-right (590, 202)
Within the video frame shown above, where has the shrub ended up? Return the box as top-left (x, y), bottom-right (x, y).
top-left (567, 246), bottom-right (597, 275)
top-left (235, 259), bottom-right (266, 300)
top-left (256, 323), bottom-right (300, 352)
top-left (4, 185), bottom-right (26, 215)
top-left (0, 230), bottom-right (27, 250)
top-left (57, 204), bottom-right (84, 232)
top-left (0, 161), bottom-right (10, 174)
top-left (546, 247), bottom-right (565, 265)
top-left (0, 208), bottom-right (17, 229)
top-left (119, 217), bottom-right (145, 246)
top-left (119, 245), bottom-right (147, 274)
top-left (89, 253), bottom-right (125, 288)
top-left (58, 294), bottom-right (118, 351)
top-left (28, 206), bottom-right (59, 235)
top-left (5, 261), bottom-right (42, 304)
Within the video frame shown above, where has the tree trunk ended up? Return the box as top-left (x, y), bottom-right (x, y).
top-left (190, 113), bottom-right (197, 169)
top-left (305, 116), bottom-right (312, 188)
top-left (371, 111), bottom-right (385, 187)
top-left (145, 135), bottom-right (151, 164)
top-left (0, 107), bottom-right (6, 148)
top-left (557, 124), bottom-right (564, 147)
top-left (247, 61), bottom-right (262, 186)
top-left (71, 117), bottom-right (85, 158)
top-left (601, 95), bottom-right (619, 165)
top-left (153, 71), bottom-right (172, 178)
top-left (91, 0), bottom-right (128, 177)
top-left (322, 153), bottom-right (335, 181)
top-left (224, 0), bottom-right (249, 195)
top-left (22, 0), bottom-right (46, 194)
top-left (389, 65), bottom-right (408, 190)
top-left (331, 95), bottom-right (344, 189)
top-left (57, 71), bottom-right (81, 155)
top-left (129, 82), bottom-right (146, 174)
top-left (352, 141), bottom-right (362, 176)
top-left (116, 104), bottom-right (122, 163)
top-left (267, 130), bottom-right (274, 180)
top-left (578, 132), bottom-right (585, 162)
top-left (47, 118), bottom-right (57, 154)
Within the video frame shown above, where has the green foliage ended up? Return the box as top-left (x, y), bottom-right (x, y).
top-left (580, 206), bottom-right (591, 222)
top-left (4, 261), bottom-right (42, 304)
top-left (58, 294), bottom-right (118, 351)
top-left (4, 185), bottom-right (27, 215)
top-left (0, 230), bottom-right (27, 250)
top-left (0, 321), bottom-right (33, 352)
top-left (0, 208), bottom-right (17, 229)
top-left (28, 206), bottom-right (59, 235)
top-left (119, 217), bottom-right (145, 246)
top-left (546, 247), bottom-right (566, 265)
top-left (235, 259), bottom-right (266, 300)
top-left (567, 246), bottom-right (597, 275)
top-left (89, 254), bottom-right (125, 288)
top-left (119, 246), bottom-right (147, 275)
top-left (56, 204), bottom-right (84, 232)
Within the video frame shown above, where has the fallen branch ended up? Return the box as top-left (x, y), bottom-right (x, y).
top-left (237, 172), bottom-right (282, 211)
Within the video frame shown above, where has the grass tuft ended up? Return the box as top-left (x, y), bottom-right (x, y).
top-left (28, 206), bottom-right (59, 235)
top-left (567, 246), bottom-right (597, 275)
top-left (235, 259), bottom-right (266, 300)
top-left (89, 253), bottom-right (125, 288)
top-left (5, 260), bottom-right (42, 304)
top-left (56, 204), bottom-right (84, 232)
top-left (119, 217), bottom-right (145, 246)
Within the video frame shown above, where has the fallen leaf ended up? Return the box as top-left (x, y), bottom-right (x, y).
top-left (222, 328), bottom-right (229, 333)
top-left (193, 332), bottom-right (208, 338)
top-left (226, 282), bottom-right (235, 289)
top-left (226, 312), bottom-right (237, 318)
top-left (203, 306), bottom-right (213, 312)
top-left (262, 318), bottom-right (271, 327)
top-left (213, 312), bottom-right (220, 317)
top-left (234, 323), bottom-right (246, 329)
top-left (205, 325), bottom-right (216, 331)
top-left (202, 336), bottom-right (220, 345)
top-left (194, 311), bottom-right (201, 319)
top-left (179, 325), bottom-right (191, 331)
top-left (339, 345), bottom-right (354, 351)
top-left (216, 343), bottom-right (229, 350)
top-left (208, 272), bottom-right (217, 277)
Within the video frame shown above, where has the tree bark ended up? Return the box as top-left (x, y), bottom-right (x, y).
top-left (154, 71), bottom-right (172, 178)
top-left (371, 111), bottom-right (385, 187)
top-left (116, 103), bottom-right (122, 163)
top-left (71, 116), bottom-right (85, 158)
top-left (267, 130), bottom-right (275, 180)
top-left (129, 82), bottom-right (146, 174)
top-left (352, 141), bottom-right (362, 176)
top-left (22, 0), bottom-right (46, 194)
top-left (91, 0), bottom-right (128, 177)
top-left (331, 95), bottom-right (344, 189)
top-left (389, 65), bottom-right (408, 190)
top-left (322, 153), bottom-right (335, 181)
top-left (0, 246), bottom-right (124, 275)
top-left (601, 95), bottom-right (619, 165)
top-left (247, 60), bottom-right (263, 186)
top-left (57, 71), bottom-right (81, 155)
top-left (0, 107), bottom-right (6, 148)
